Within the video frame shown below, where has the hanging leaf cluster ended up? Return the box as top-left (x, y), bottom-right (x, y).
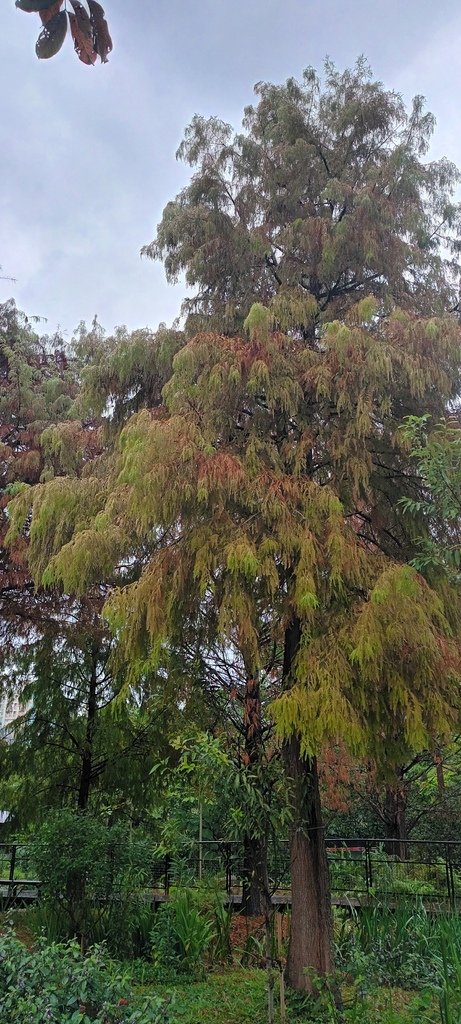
top-left (15, 0), bottom-right (112, 64)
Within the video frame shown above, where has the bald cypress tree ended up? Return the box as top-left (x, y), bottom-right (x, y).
top-left (8, 62), bottom-right (461, 994)
top-left (11, 298), bottom-right (461, 990)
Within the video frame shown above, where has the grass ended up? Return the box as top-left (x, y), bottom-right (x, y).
top-left (156, 970), bottom-right (271, 1024)
top-left (152, 970), bottom-right (438, 1024)
top-left (3, 900), bottom-right (459, 1024)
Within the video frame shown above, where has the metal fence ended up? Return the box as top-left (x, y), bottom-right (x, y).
top-left (2, 837), bottom-right (461, 910)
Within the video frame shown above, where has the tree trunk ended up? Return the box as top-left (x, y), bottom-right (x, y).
top-left (77, 659), bottom-right (97, 811)
top-left (71, 656), bottom-right (98, 951)
top-left (383, 782), bottom-right (408, 860)
top-left (242, 832), bottom-right (270, 916)
top-left (283, 737), bottom-right (334, 992)
top-left (281, 618), bottom-right (335, 994)
top-left (241, 675), bottom-right (271, 916)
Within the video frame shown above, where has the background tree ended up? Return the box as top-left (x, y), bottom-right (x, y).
top-left (0, 313), bottom-right (186, 830)
top-left (401, 413), bottom-right (461, 578)
top-left (0, 298), bottom-right (98, 639)
top-left (0, 609), bottom-right (177, 827)
top-left (320, 741), bottom-right (461, 855)
top-left (166, 629), bottom-right (288, 915)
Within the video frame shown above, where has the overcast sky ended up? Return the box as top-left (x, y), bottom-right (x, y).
top-left (1, 0), bottom-right (461, 340)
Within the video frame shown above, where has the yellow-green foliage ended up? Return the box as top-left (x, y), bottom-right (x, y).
top-left (7, 476), bottom-right (108, 585)
top-left (41, 422), bottom-right (86, 477)
top-left (11, 297), bottom-right (461, 767)
top-left (273, 563), bottom-right (458, 760)
top-left (270, 289), bottom-right (319, 332)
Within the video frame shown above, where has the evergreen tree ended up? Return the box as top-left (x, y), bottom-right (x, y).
top-left (0, 608), bottom-right (174, 826)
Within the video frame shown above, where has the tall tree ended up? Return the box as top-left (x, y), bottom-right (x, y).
top-left (0, 606), bottom-right (175, 827)
top-left (9, 63), bottom-right (461, 995)
top-left (12, 299), bottom-right (461, 991)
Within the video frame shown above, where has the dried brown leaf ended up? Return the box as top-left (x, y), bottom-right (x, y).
top-left (38, 0), bottom-right (63, 25)
top-left (88, 0), bottom-right (112, 63)
top-left (69, 0), bottom-right (96, 64)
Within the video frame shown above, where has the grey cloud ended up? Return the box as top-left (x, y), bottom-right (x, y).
top-left (1, 0), bottom-right (461, 337)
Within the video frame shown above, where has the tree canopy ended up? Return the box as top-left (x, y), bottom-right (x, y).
top-left (145, 59), bottom-right (461, 336)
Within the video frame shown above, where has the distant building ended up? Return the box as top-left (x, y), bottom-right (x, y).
top-left (0, 696), bottom-right (28, 827)
top-left (0, 695), bottom-right (28, 741)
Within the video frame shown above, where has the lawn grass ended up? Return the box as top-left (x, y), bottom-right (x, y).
top-left (153, 969), bottom-right (436, 1024)
top-left (156, 970), bottom-right (271, 1024)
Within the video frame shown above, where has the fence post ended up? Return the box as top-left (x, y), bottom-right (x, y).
top-left (365, 843), bottom-right (372, 896)
top-left (445, 845), bottom-right (456, 913)
top-left (164, 854), bottom-right (171, 897)
top-left (8, 845), bottom-right (16, 884)
top-left (225, 843), bottom-right (232, 896)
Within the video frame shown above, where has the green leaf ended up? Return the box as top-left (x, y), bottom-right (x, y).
top-left (35, 10), bottom-right (67, 58)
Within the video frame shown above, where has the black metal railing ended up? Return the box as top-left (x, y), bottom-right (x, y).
top-left (2, 837), bottom-right (461, 910)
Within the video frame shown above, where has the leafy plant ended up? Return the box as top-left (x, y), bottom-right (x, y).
top-left (174, 890), bottom-right (215, 973)
top-left (0, 929), bottom-right (170, 1023)
top-left (29, 810), bottom-right (154, 956)
top-left (435, 922), bottom-right (461, 1024)
top-left (150, 888), bottom-right (215, 979)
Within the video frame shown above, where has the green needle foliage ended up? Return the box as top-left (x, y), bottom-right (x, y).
top-left (401, 415), bottom-right (461, 579)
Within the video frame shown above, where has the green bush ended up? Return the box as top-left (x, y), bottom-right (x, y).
top-left (149, 886), bottom-right (232, 979)
top-left (29, 810), bottom-right (155, 956)
top-left (0, 929), bottom-right (171, 1023)
top-left (151, 889), bottom-right (215, 979)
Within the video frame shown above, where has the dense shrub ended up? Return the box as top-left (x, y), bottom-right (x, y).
top-left (0, 930), bottom-right (171, 1023)
top-left (30, 810), bottom-right (155, 956)
top-left (334, 902), bottom-right (461, 992)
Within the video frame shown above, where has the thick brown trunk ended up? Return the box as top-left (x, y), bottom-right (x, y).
top-left (383, 782), bottom-right (408, 860)
top-left (283, 736), bottom-right (334, 992)
top-left (280, 618), bottom-right (335, 994)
